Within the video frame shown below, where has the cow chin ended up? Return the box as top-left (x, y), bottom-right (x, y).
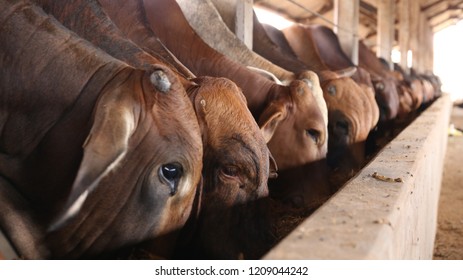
top-left (176, 194), bottom-right (274, 260)
top-left (269, 158), bottom-right (331, 209)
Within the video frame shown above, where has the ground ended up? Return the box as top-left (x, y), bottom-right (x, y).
top-left (433, 105), bottom-right (463, 259)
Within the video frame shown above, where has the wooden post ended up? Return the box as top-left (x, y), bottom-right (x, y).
top-left (399, 0), bottom-right (410, 73)
top-left (235, 0), bottom-right (253, 49)
top-left (426, 22), bottom-right (434, 72)
top-left (409, 0), bottom-right (420, 71)
top-left (334, 0), bottom-right (359, 64)
top-left (377, 0), bottom-right (395, 70)
top-left (417, 13), bottom-right (428, 72)
top-left (420, 15), bottom-right (434, 72)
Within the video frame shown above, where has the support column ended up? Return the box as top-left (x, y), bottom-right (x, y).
top-left (399, 0), bottom-right (410, 72)
top-left (377, 0), bottom-right (395, 70)
top-left (426, 23), bottom-right (434, 72)
top-left (409, 0), bottom-right (420, 71)
top-left (235, 0), bottom-right (253, 49)
top-left (334, 0), bottom-right (359, 64)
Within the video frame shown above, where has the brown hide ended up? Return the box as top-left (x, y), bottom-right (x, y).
top-left (0, 0), bottom-right (202, 259)
top-left (390, 71), bottom-right (419, 118)
top-left (191, 0), bottom-right (327, 147)
top-left (103, 0), bottom-right (326, 175)
top-left (282, 24), bottom-right (377, 171)
top-left (37, 0), bottom-right (277, 259)
top-left (179, 77), bottom-right (275, 259)
top-left (261, 23), bottom-right (301, 59)
top-left (393, 64), bottom-right (424, 111)
top-left (358, 40), bottom-right (400, 121)
top-left (34, 0), bottom-right (194, 81)
top-left (192, 0), bottom-right (328, 154)
top-left (178, 0), bottom-right (297, 83)
top-left (301, 25), bottom-right (379, 132)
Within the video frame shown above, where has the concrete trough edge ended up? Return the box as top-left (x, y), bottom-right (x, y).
top-left (264, 93), bottom-right (452, 259)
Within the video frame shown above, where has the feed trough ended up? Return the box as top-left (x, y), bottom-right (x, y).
top-left (265, 94), bottom-right (451, 259)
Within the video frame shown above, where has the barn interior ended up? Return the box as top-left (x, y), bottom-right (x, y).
top-left (253, 0), bottom-right (462, 70)
top-left (245, 0), bottom-right (462, 259)
top-left (1, 0), bottom-right (462, 261)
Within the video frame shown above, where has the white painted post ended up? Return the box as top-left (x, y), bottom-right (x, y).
top-left (399, 0), bottom-right (410, 73)
top-left (235, 0), bottom-right (253, 49)
top-left (377, 0), bottom-right (395, 70)
top-left (334, 0), bottom-right (359, 65)
top-left (409, 0), bottom-right (420, 71)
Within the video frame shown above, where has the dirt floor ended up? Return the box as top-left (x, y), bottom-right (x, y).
top-left (433, 105), bottom-right (463, 259)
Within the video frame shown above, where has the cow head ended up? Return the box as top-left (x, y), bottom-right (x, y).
top-left (318, 69), bottom-right (374, 174)
top-left (47, 66), bottom-right (203, 258)
top-left (256, 74), bottom-right (332, 208)
top-left (370, 73), bottom-right (400, 122)
top-left (260, 79), bottom-right (327, 171)
top-left (180, 77), bottom-right (275, 259)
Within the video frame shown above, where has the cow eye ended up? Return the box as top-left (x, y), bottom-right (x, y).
top-left (327, 85), bottom-right (336, 96)
top-left (221, 165), bottom-right (239, 178)
top-left (159, 163), bottom-right (183, 196)
top-left (306, 129), bottom-right (321, 144)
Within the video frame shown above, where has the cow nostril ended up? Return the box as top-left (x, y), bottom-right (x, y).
top-left (159, 163), bottom-right (183, 196)
top-left (306, 129), bottom-right (321, 144)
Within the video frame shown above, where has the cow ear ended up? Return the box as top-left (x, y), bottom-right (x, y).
top-left (49, 88), bottom-right (137, 231)
top-left (258, 102), bottom-right (287, 143)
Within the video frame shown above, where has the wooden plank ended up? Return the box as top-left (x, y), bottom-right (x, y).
top-left (334, 0), bottom-right (360, 64)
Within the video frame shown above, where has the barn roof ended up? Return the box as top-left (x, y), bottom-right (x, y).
top-left (254, 0), bottom-right (463, 48)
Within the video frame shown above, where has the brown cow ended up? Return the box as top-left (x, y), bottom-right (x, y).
top-left (177, 0), bottom-right (298, 83)
top-left (281, 24), bottom-right (377, 177)
top-left (36, 0), bottom-right (277, 259)
top-left (393, 63), bottom-right (424, 111)
top-left (357, 40), bottom-right (400, 121)
top-left (100, 0), bottom-right (328, 209)
top-left (0, 0), bottom-right (203, 259)
top-left (179, 0), bottom-right (328, 157)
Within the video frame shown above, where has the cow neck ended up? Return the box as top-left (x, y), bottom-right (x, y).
top-left (0, 0), bottom-right (129, 213)
top-left (253, 19), bottom-right (309, 75)
top-left (96, 0), bottom-right (194, 80)
top-left (282, 26), bottom-right (331, 74)
top-left (34, 0), bottom-right (146, 66)
top-left (140, 0), bottom-right (276, 119)
top-left (358, 41), bottom-right (389, 77)
top-left (309, 25), bottom-right (356, 71)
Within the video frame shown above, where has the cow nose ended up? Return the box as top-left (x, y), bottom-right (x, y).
top-left (159, 163), bottom-right (183, 195)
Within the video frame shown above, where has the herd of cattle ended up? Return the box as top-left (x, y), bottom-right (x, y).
top-left (0, 0), bottom-right (442, 259)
